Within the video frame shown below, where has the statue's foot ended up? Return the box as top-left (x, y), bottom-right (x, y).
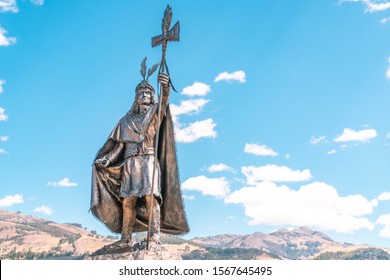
top-left (145, 234), bottom-right (161, 244)
top-left (111, 239), bottom-right (133, 248)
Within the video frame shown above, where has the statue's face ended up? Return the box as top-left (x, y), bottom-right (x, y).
top-left (136, 87), bottom-right (152, 105)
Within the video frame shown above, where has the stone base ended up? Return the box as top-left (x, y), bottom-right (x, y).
top-left (84, 240), bottom-right (181, 260)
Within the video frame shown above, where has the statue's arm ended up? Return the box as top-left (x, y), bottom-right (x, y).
top-left (158, 72), bottom-right (170, 118)
top-left (106, 142), bottom-right (124, 163)
top-left (95, 142), bottom-right (124, 168)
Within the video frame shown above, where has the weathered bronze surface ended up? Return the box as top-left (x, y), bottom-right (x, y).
top-left (90, 6), bottom-right (188, 249)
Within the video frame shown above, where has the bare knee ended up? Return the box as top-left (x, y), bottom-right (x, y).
top-left (122, 197), bottom-right (137, 209)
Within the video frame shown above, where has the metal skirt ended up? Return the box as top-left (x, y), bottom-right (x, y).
top-left (119, 155), bottom-right (161, 198)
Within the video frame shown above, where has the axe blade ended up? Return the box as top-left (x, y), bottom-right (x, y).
top-left (151, 21), bottom-right (180, 48)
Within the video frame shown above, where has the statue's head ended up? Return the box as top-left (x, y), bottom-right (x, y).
top-left (135, 80), bottom-right (156, 105)
top-left (133, 57), bottom-right (159, 106)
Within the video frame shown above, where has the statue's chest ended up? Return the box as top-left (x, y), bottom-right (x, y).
top-left (131, 114), bottom-right (146, 130)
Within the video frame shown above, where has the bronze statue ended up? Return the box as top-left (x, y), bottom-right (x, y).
top-left (90, 6), bottom-right (188, 248)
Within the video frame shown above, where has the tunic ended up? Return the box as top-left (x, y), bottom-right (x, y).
top-left (105, 101), bottom-right (167, 199)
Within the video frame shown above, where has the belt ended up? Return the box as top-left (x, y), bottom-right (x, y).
top-left (125, 145), bottom-right (155, 158)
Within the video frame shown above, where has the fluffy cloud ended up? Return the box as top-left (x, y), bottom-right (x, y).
top-left (0, 194), bottom-right (23, 207)
top-left (242, 164), bottom-right (312, 184)
top-left (0, 79), bottom-right (4, 93)
top-left (208, 163), bottom-right (235, 173)
top-left (0, 107), bottom-right (8, 121)
top-left (170, 99), bottom-right (209, 123)
top-left (0, 148), bottom-right (6, 154)
top-left (365, 0), bottom-right (390, 13)
top-left (376, 214), bottom-right (390, 238)
top-left (244, 143), bottom-right (278, 157)
top-left (47, 177), bottom-right (78, 187)
top-left (181, 82), bottom-right (211, 97)
top-left (225, 181), bottom-right (375, 233)
top-left (327, 149), bottom-right (337, 155)
top-left (379, 226), bottom-right (390, 238)
top-left (310, 136), bottom-right (326, 145)
top-left (340, 0), bottom-right (390, 13)
top-left (183, 195), bottom-right (195, 201)
top-left (182, 175), bottom-right (230, 199)
top-left (0, 27), bottom-right (16, 46)
top-left (386, 57), bottom-right (390, 79)
top-left (0, 0), bottom-right (18, 13)
top-left (174, 118), bottom-right (217, 143)
top-left (378, 192), bottom-right (390, 201)
top-left (0, 135), bottom-right (9, 141)
top-left (30, 0), bottom-right (44, 5)
top-left (214, 70), bottom-right (246, 83)
top-left (0, 0), bottom-right (43, 13)
top-left (381, 17), bottom-right (390, 24)
top-left (334, 128), bottom-right (377, 143)
top-left (34, 205), bottom-right (53, 215)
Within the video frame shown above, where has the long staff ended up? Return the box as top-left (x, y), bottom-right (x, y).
top-left (147, 5), bottom-right (180, 250)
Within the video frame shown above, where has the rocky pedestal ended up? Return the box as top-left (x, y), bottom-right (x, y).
top-left (84, 240), bottom-right (181, 260)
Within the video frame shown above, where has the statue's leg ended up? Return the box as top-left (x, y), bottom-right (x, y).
top-left (145, 195), bottom-right (161, 243)
top-left (121, 196), bottom-right (137, 244)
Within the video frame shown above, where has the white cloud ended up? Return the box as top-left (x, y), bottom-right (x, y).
top-left (334, 128), bottom-right (377, 143)
top-left (0, 107), bottom-right (8, 121)
top-left (0, 0), bottom-right (18, 13)
top-left (376, 214), bottom-right (390, 238)
top-left (47, 177), bottom-right (78, 187)
top-left (378, 192), bottom-right (390, 201)
top-left (34, 205), bottom-right (53, 215)
top-left (365, 1), bottom-right (390, 13)
top-left (170, 99), bottom-right (209, 123)
top-left (30, 0), bottom-right (44, 6)
top-left (214, 70), bottom-right (246, 83)
top-left (0, 79), bottom-right (5, 93)
top-left (181, 82), bottom-right (211, 97)
top-left (340, 0), bottom-right (390, 13)
top-left (244, 143), bottom-right (278, 157)
top-left (377, 214), bottom-right (390, 225)
top-left (381, 17), bottom-right (390, 24)
top-left (242, 164), bottom-right (312, 184)
top-left (0, 27), bottom-right (16, 46)
top-left (183, 195), bottom-right (195, 201)
top-left (0, 0), bottom-right (43, 13)
top-left (0, 136), bottom-right (9, 141)
top-left (386, 131), bottom-right (390, 138)
top-left (386, 57), bottom-right (390, 79)
top-left (370, 199), bottom-right (379, 207)
top-left (182, 175), bottom-right (230, 199)
top-left (0, 148), bottom-right (6, 154)
top-left (379, 226), bottom-right (390, 238)
top-left (174, 118), bottom-right (217, 143)
top-left (208, 163), bottom-right (235, 173)
top-left (225, 181), bottom-right (375, 233)
top-left (310, 136), bottom-right (326, 144)
top-left (327, 149), bottom-right (337, 155)
top-left (0, 194), bottom-right (23, 207)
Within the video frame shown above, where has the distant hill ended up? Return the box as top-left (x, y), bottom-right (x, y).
top-left (0, 210), bottom-right (117, 259)
top-left (190, 227), bottom-right (390, 260)
top-left (314, 247), bottom-right (390, 260)
top-left (0, 210), bottom-right (201, 259)
top-left (1, 210), bottom-right (389, 260)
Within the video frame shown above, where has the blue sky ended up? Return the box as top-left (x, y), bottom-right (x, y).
top-left (1, 0), bottom-right (390, 247)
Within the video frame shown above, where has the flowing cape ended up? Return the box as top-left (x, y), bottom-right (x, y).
top-left (90, 106), bottom-right (189, 235)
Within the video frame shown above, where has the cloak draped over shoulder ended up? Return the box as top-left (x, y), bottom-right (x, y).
top-left (90, 106), bottom-right (189, 235)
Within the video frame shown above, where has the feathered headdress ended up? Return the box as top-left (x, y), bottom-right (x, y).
top-left (135, 57), bottom-right (160, 95)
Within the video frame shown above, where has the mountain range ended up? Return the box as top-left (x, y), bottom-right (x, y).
top-left (1, 210), bottom-right (389, 260)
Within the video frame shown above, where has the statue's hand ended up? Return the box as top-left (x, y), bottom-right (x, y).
top-left (158, 72), bottom-right (170, 88)
top-left (95, 158), bottom-right (111, 168)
